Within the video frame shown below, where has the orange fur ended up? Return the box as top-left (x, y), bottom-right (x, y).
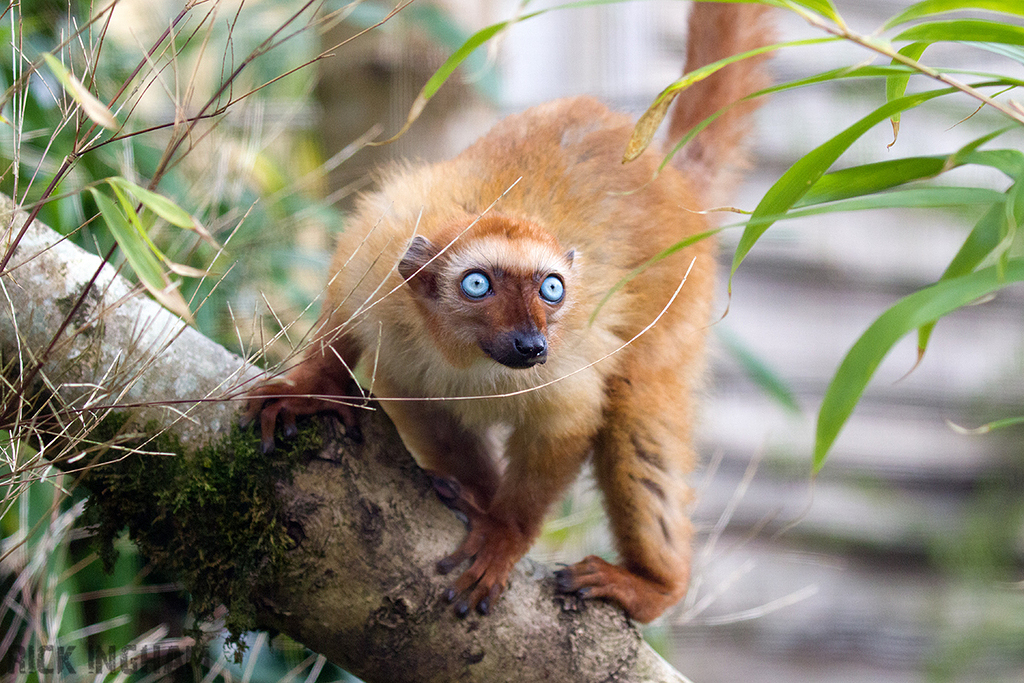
top-left (245, 2), bottom-right (774, 621)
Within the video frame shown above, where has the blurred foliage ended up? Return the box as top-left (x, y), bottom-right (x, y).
top-left (0, 0), bottom-right (348, 357)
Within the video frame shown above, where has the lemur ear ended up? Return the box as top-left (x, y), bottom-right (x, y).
top-left (399, 236), bottom-right (440, 299)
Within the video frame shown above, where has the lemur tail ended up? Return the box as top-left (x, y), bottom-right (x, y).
top-left (668, 2), bottom-right (775, 205)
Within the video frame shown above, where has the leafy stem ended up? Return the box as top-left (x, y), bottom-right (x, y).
top-left (782, 1), bottom-right (1024, 126)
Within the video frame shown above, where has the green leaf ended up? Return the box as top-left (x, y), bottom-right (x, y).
top-left (944, 198), bottom-right (1012, 279)
top-left (917, 169), bottom-right (1024, 350)
top-left (107, 177), bottom-right (193, 229)
top-left (967, 41), bottom-right (1024, 66)
top-left (718, 327), bottom-right (800, 413)
top-left (886, 42), bottom-right (928, 142)
top-left (626, 37), bottom-right (831, 162)
top-left (92, 187), bottom-right (165, 290)
top-left (814, 259), bottom-right (1024, 469)
top-left (781, 0), bottom-right (842, 23)
top-left (107, 176), bottom-right (219, 247)
top-left (956, 148), bottom-right (1024, 178)
top-left (797, 132), bottom-right (1021, 207)
top-left (90, 187), bottom-right (195, 323)
top-left (108, 182), bottom-right (169, 264)
top-left (731, 87), bottom-right (954, 283)
top-left (42, 53), bottom-right (118, 130)
top-left (894, 19), bottom-right (1024, 46)
top-left (799, 156), bottom-right (947, 205)
top-left (948, 415), bottom-right (1024, 435)
top-left (788, 186), bottom-right (1003, 217)
top-left (885, 0), bottom-right (1024, 30)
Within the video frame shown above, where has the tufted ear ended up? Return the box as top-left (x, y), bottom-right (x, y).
top-left (398, 235), bottom-right (440, 299)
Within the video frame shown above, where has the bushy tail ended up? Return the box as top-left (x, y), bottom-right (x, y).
top-left (668, 2), bottom-right (775, 205)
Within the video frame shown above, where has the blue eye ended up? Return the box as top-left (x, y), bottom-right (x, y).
top-left (539, 274), bottom-right (564, 303)
top-left (460, 271), bottom-right (491, 299)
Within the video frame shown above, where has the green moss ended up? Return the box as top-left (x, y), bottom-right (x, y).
top-left (82, 413), bottom-right (323, 654)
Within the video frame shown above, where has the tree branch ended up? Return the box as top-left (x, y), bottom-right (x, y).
top-left (0, 198), bottom-right (689, 682)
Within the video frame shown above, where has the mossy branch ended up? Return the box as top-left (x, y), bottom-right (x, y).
top-left (1, 199), bottom-right (687, 681)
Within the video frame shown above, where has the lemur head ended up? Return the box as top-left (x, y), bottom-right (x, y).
top-left (398, 214), bottom-right (575, 370)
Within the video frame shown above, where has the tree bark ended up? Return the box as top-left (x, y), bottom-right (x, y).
top-left (1, 198), bottom-right (689, 682)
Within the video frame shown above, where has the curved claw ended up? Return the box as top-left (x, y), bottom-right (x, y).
top-left (435, 495), bottom-right (531, 618)
top-left (553, 555), bottom-right (687, 623)
top-left (241, 368), bottom-right (361, 453)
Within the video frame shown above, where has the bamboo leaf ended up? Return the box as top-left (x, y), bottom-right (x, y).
top-left (731, 87), bottom-right (953, 283)
top-left (886, 42), bottom-right (928, 143)
top-left (626, 93), bottom-right (677, 163)
top-left (885, 0), bottom-right (1024, 30)
top-left (42, 53), bottom-right (118, 130)
top-left (107, 176), bottom-right (219, 247)
top-left (144, 283), bottom-right (194, 325)
top-left (789, 186), bottom-right (1002, 216)
top-left (956, 148), bottom-right (1024, 178)
top-left (1000, 172), bottom-right (1024, 254)
top-left (968, 42), bottom-right (1024, 66)
top-left (165, 261), bottom-right (210, 278)
top-left (917, 169), bottom-right (1024, 350)
top-left (894, 19), bottom-right (1024, 46)
top-left (108, 182), bottom-right (213, 283)
top-left (781, 0), bottom-right (841, 23)
top-left (109, 182), bottom-right (168, 266)
top-left (941, 199), bottom-right (1011, 279)
top-left (947, 415), bottom-right (1024, 435)
top-left (380, 0), bottom-right (639, 144)
top-left (94, 186), bottom-right (165, 291)
top-left (107, 177), bottom-right (192, 228)
top-left (799, 156), bottom-right (947, 205)
top-left (798, 131), bottom-right (1021, 207)
top-left (718, 327), bottom-right (800, 413)
top-left (624, 37), bottom-right (823, 162)
top-left (90, 188), bottom-right (195, 324)
top-left (814, 259), bottom-right (1024, 469)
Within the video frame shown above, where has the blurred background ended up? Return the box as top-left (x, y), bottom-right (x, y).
top-left (2, 0), bottom-right (1023, 680)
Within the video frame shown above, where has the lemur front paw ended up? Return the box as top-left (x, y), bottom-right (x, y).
top-left (554, 555), bottom-right (688, 623)
top-left (430, 478), bottom-right (530, 617)
top-left (241, 372), bottom-right (361, 453)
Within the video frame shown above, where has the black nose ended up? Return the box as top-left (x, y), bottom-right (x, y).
top-left (513, 332), bottom-right (547, 363)
top-left (483, 330), bottom-right (549, 368)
